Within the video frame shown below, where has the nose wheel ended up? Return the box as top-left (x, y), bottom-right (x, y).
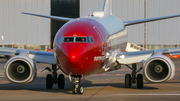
top-left (72, 77), bottom-right (84, 94)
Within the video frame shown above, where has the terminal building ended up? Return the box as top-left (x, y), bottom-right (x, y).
top-left (0, 0), bottom-right (180, 51)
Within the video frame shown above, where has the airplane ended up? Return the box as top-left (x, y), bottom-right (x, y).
top-left (0, 0), bottom-right (180, 94)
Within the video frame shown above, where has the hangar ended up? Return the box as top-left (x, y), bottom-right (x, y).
top-left (0, 0), bottom-right (180, 50)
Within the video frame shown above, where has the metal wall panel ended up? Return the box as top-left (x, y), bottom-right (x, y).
top-left (0, 0), bottom-right (50, 45)
top-left (127, 0), bottom-right (134, 43)
top-left (26, 0), bottom-right (32, 45)
top-left (146, 0), bottom-right (153, 45)
top-left (44, 0), bottom-right (51, 45)
top-left (3, 0), bottom-right (9, 44)
top-left (170, 0), bottom-right (177, 45)
top-left (133, 0), bottom-right (141, 44)
top-left (164, 0), bottom-right (171, 45)
top-left (80, 0), bottom-right (88, 17)
top-left (146, 0), bottom-right (179, 45)
top-left (112, 0), bottom-right (117, 16)
top-left (32, 0), bottom-right (38, 45)
top-left (159, 0), bottom-right (165, 45)
top-left (14, 0), bottom-right (21, 44)
top-left (80, 0), bottom-right (180, 45)
top-left (21, 0), bottom-right (27, 45)
top-left (37, 0), bottom-right (45, 45)
top-left (153, 0), bottom-right (159, 44)
top-left (139, 0), bottom-right (145, 45)
top-left (177, 0), bottom-right (180, 44)
top-left (0, 0), bottom-right (3, 44)
top-left (9, 0), bottom-right (15, 44)
top-left (87, 0), bottom-right (94, 16)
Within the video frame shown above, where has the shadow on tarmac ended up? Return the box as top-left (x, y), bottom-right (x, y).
top-left (0, 77), bottom-right (159, 94)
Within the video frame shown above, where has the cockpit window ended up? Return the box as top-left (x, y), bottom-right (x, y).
top-left (63, 36), bottom-right (94, 44)
top-left (64, 37), bottom-right (74, 42)
top-left (59, 37), bottom-right (64, 44)
top-left (87, 36), bottom-right (94, 44)
top-left (76, 37), bottom-right (87, 42)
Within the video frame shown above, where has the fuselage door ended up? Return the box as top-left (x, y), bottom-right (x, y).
top-left (93, 26), bottom-right (105, 56)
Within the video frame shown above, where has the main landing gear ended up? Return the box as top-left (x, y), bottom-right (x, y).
top-left (72, 76), bottom-right (84, 94)
top-left (125, 63), bottom-right (143, 89)
top-left (42, 64), bottom-right (65, 89)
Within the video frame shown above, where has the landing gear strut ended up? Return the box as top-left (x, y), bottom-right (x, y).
top-left (72, 76), bottom-right (84, 94)
top-left (42, 64), bottom-right (65, 89)
top-left (125, 64), bottom-right (143, 89)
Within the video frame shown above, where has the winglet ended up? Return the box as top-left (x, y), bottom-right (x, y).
top-left (102, 0), bottom-right (112, 15)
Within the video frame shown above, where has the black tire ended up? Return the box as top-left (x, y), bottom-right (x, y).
top-left (125, 74), bottom-right (132, 88)
top-left (77, 85), bottom-right (84, 94)
top-left (72, 85), bottom-right (77, 94)
top-left (137, 74), bottom-right (143, 89)
top-left (58, 74), bottom-right (65, 89)
top-left (46, 74), bottom-right (53, 89)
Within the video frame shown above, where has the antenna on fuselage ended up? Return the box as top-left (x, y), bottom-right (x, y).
top-left (102, 0), bottom-right (112, 15)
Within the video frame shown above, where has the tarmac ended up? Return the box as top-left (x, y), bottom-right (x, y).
top-left (0, 58), bottom-right (180, 101)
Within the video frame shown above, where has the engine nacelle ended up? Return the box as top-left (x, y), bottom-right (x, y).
top-left (143, 55), bottom-right (175, 83)
top-left (4, 55), bottom-right (37, 84)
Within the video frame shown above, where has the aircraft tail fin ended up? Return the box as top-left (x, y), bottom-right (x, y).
top-left (102, 0), bottom-right (112, 15)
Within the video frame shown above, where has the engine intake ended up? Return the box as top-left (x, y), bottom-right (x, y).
top-left (4, 55), bottom-right (37, 84)
top-left (143, 55), bottom-right (175, 83)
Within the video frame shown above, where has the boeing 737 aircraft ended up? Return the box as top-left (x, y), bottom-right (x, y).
top-left (1, 0), bottom-right (180, 94)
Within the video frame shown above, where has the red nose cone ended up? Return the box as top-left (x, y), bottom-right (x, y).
top-left (60, 43), bottom-right (87, 75)
top-left (72, 56), bottom-right (75, 59)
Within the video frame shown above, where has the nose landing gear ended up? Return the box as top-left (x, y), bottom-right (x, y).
top-left (72, 76), bottom-right (84, 94)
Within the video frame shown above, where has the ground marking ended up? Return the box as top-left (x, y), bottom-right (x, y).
top-left (114, 94), bottom-right (180, 96)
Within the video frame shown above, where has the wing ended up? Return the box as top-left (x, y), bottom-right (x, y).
top-left (0, 47), bottom-right (56, 64)
top-left (97, 47), bottom-right (180, 83)
top-left (22, 12), bottom-right (74, 22)
top-left (123, 14), bottom-right (180, 26)
top-left (116, 47), bottom-right (180, 64)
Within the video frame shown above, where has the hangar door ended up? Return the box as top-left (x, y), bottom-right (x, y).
top-left (51, 0), bottom-right (80, 48)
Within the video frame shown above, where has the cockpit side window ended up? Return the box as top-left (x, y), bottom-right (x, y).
top-left (87, 36), bottom-right (94, 44)
top-left (59, 37), bottom-right (64, 44)
top-left (64, 37), bottom-right (74, 42)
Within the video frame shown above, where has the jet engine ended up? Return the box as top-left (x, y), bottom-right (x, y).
top-left (4, 55), bottom-right (37, 84)
top-left (143, 55), bottom-right (175, 83)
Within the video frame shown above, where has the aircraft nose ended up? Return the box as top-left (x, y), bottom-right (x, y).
top-left (63, 44), bottom-right (86, 61)
top-left (62, 44), bottom-right (87, 74)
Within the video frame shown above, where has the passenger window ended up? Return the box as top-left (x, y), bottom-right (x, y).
top-left (64, 37), bottom-right (74, 42)
top-left (76, 37), bottom-right (87, 42)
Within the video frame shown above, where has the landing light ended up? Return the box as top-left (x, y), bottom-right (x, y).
top-left (119, 55), bottom-right (125, 59)
top-left (106, 52), bottom-right (110, 59)
top-left (106, 52), bottom-right (110, 56)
